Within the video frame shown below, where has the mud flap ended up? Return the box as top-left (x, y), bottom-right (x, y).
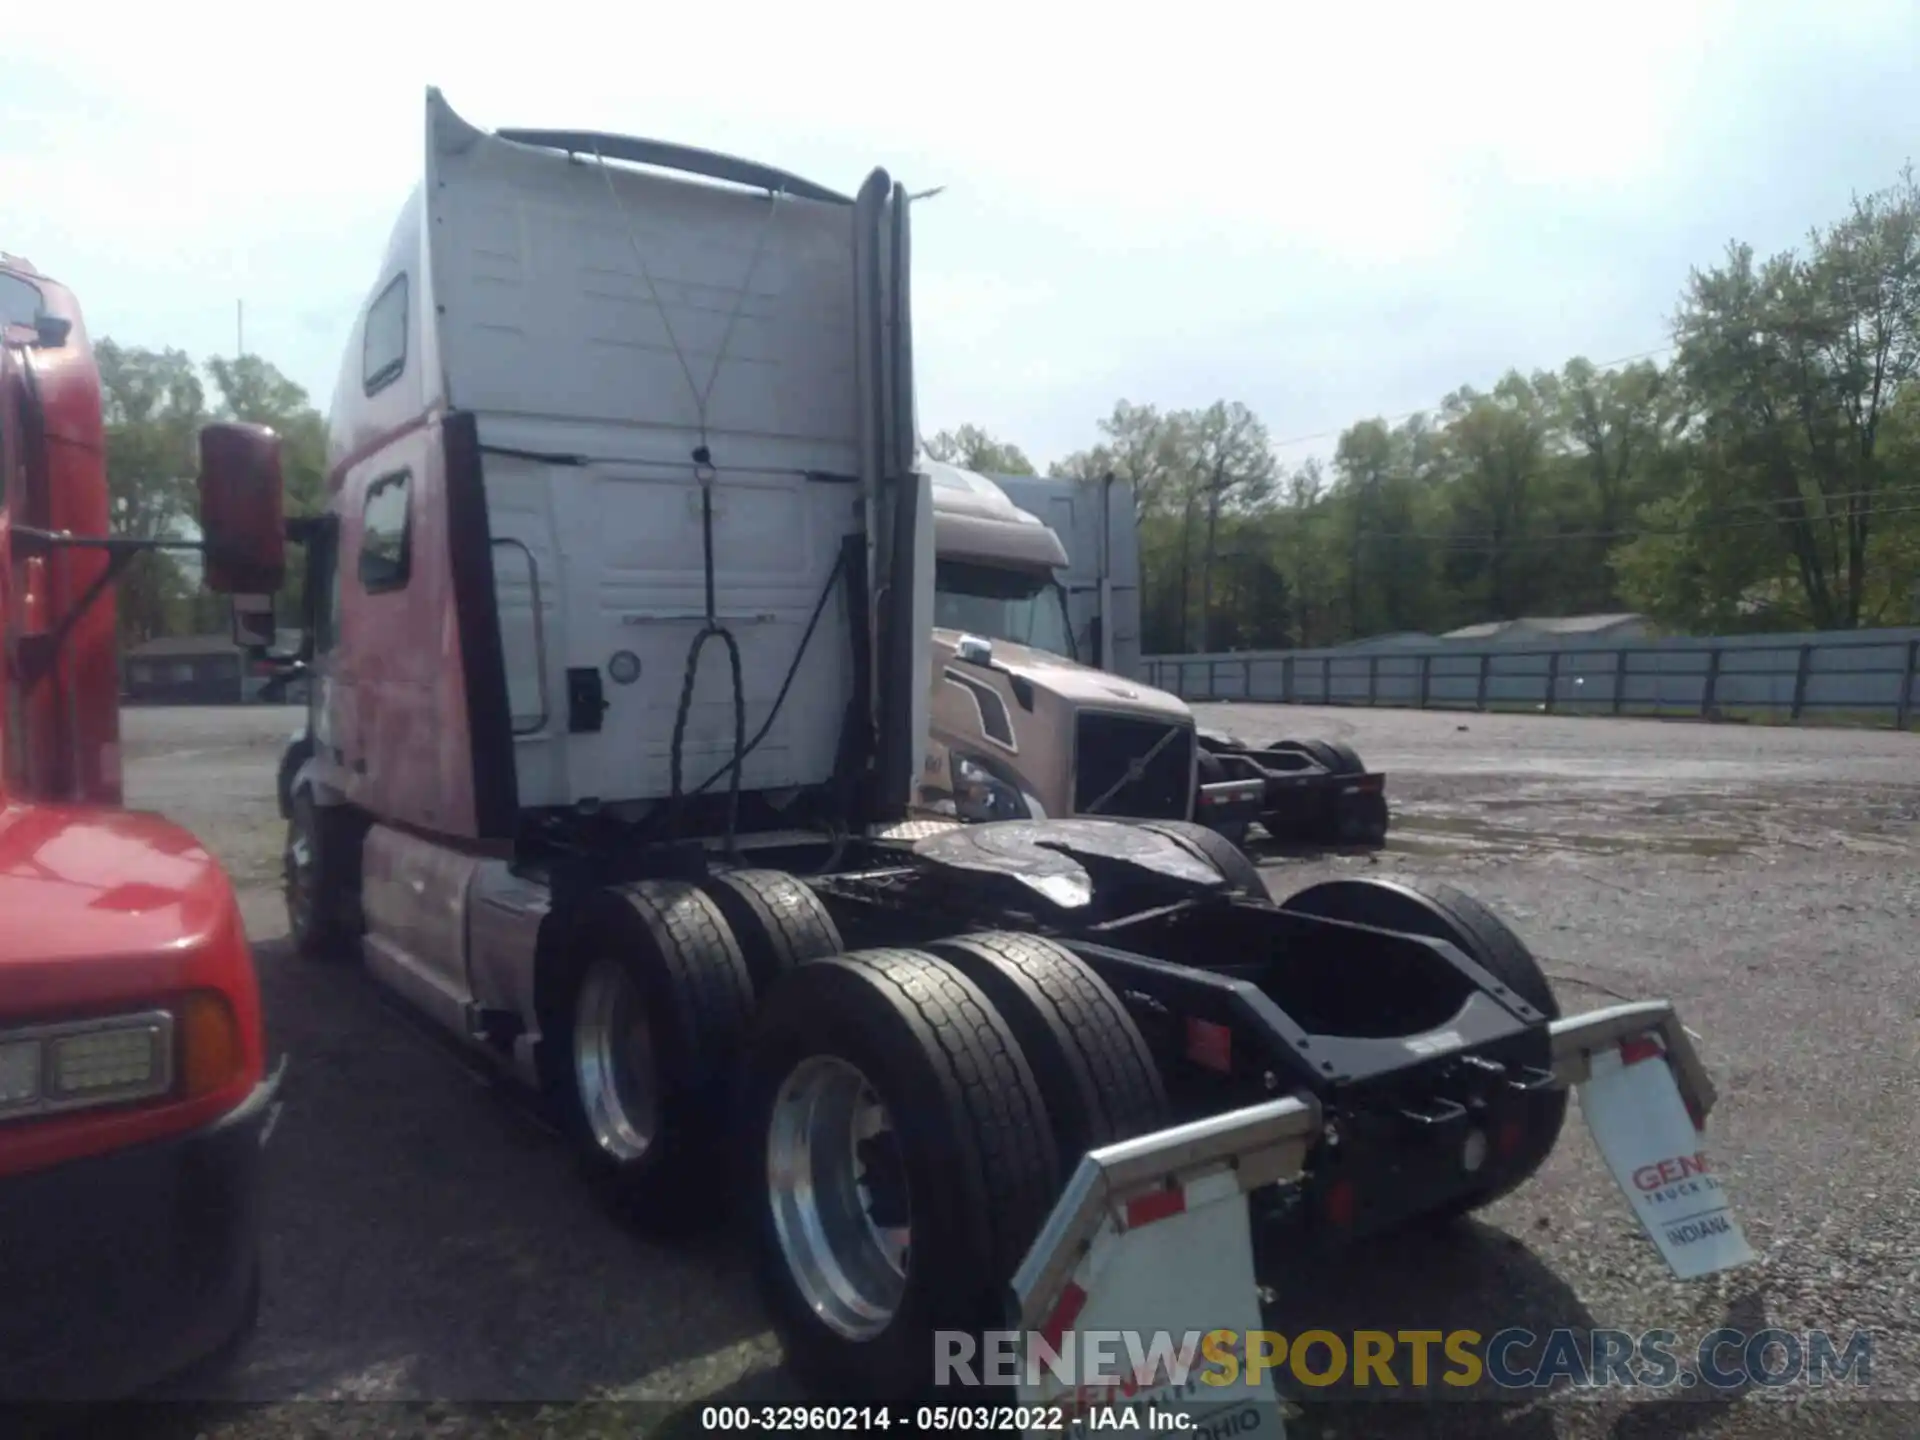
top-left (1551, 1001), bottom-right (1755, 1280)
top-left (1010, 1096), bottom-right (1322, 1438)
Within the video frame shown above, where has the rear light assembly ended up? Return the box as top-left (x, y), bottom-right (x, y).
top-left (0, 991), bottom-right (245, 1124)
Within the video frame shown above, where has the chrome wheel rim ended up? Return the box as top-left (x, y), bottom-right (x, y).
top-left (766, 1055), bottom-right (910, 1340)
top-left (573, 957), bottom-right (659, 1163)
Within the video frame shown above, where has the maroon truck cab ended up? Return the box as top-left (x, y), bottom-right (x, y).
top-left (0, 253), bottom-right (283, 1399)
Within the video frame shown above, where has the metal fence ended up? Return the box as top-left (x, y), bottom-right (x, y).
top-left (1141, 626), bottom-right (1920, 730)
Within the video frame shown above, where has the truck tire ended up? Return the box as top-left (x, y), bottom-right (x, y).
top-left (155, 1252), bottom-right (262, 1396)
top-left (284, 787), bottom-right (360, 962)
top-left (1275, 878), bottom-right (1566, 1215)
top-left (1135, 819), bottom-right (1269, 901)
top-left (276, 734), bottom-right (312, 820)
top-left (698, 868), bottom-right (843, 999)
top-left (1291, 738), bottom-right (1362, 774)
top-left (547, 880), bottom-right (757, 1226)
top-left (926, 932), bottom-right (1170, 1168)
top-left (733, 949), bottom-right (1059, 1403)
top-left (1264, 737), bottom-right (1361, 775)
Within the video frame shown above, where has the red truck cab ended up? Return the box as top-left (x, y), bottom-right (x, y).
top-left (0, 253), bottom-right (284, 1400)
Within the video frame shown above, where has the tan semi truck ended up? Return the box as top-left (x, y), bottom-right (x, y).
top-left (919, 461), bottom-right (1389, 849)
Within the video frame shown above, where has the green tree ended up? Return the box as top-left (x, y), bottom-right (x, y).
top-left (1437, 372), bottom-right (1555, 621)
top-left (1642, 167), bottom-right (1920, 629)
top-left (95, 340), bottom-right (207, 643)
top-left (94, 343), bottom-right (329, 645)
top-left (922, 423), bottom-right (1036, 476)
top-left (1271, 459), bottom-right (1344, 646)
top-left (1185, 401), bottom-right (1276, 651)
top-left (1052, 401), bottom-right (1190, 524)
top-left (1334, 416), bottom-right (1438, 638)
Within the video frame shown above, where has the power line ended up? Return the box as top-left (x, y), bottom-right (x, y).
top-left (1269, 344), bottom-right (1678, 452)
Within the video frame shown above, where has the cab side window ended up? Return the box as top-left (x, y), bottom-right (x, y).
top-left (363, 273), bottom-right (408, 396)
top-left (359, 472), bottom-right (412, 593)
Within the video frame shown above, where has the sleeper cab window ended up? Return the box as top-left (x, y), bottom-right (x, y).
top-left (363, 272), bottom-right (408, 396)
top-left (359, 472), bottom-right (412, 593)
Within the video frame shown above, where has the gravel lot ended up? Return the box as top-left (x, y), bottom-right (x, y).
top-left (117, 702), bottom-right (1919, 1438)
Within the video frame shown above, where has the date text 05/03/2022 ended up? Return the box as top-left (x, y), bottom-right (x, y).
top-left (700, 1405), bottom-right (1090, 1432)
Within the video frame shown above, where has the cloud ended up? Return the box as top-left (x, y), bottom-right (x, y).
top-left (5, 0), bottom-right (1914, 466)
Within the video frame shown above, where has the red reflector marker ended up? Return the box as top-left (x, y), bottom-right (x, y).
top-left (1619, 1035), bottom-right (1664, 1067)
top-left (1324, 1178), bottom-right (1356, 1227)
top-left (1185, 1018), bottom-right (1232, 1073)
top-left (1124, 1186), bottom-right (1188, 1230)
top-left (1496, 1118), bottom-right (1524, 1157)
top-left (1040, 1281), bottom-right (1088, 1353)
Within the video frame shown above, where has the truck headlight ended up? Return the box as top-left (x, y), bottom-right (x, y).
top-left (0, 1010), bottom-right (176, 1122)
top-left (953, 753), bottom-right (1031, 822)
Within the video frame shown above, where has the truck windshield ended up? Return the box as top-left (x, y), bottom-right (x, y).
top-left (934, 560), bottom-right (1075, 660)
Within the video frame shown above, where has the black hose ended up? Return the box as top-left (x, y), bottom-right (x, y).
top-left (665, 457), bottom-right (854, 862)
top-left (688, 545), bottom-right (847, 799)
top-left (667, 448), bottom-right (747, 857)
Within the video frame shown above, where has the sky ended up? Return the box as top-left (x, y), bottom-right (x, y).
top-left (4, 1), bottom-right (1916, 473)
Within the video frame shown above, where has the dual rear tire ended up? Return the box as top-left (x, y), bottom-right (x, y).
top-left (732, 936), bottom-right (1169, 1402)
top-left (542, 880), bottom-right (758, 1225)
top-left (546, 870), bottom-right (1169, 1402)
top-left (540, 869), bottom-right (849, 1224)
top-left (551, 867), bottom-right (1563, 1401)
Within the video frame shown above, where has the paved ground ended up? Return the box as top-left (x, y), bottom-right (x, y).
top-left (118, 703), bottom-right (1919, 1438)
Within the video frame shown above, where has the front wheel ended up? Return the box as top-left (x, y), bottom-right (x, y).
top-left (284, 788), bottom-right (359, 961)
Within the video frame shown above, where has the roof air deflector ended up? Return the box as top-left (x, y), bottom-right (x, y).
top-left (494, 128), bottom-right (853, 206)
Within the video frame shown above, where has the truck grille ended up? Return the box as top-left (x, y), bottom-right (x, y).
top-left (1072, 714), bottom-right (1195, 819)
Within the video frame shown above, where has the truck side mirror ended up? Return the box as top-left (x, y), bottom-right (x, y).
top-left (198, 421), bottom-right (286, 595)
top-left (230, 592), bottom-right (278, 650)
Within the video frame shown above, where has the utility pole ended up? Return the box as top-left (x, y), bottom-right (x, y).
top-left (236, 299), bottom-right (244, 357)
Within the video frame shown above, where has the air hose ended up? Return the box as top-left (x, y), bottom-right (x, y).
top-left (667, 445), bottom-right (747, 857)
